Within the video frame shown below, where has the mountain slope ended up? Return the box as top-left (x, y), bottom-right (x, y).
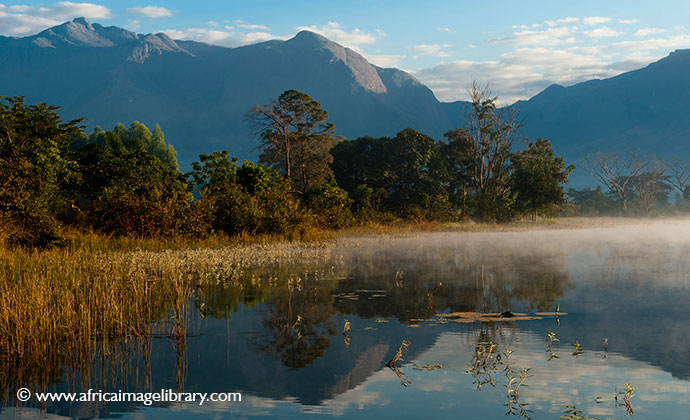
top-left (514, 49), bottom-right (690, 163)
top-left (0, 18), bottom-right (450, 168)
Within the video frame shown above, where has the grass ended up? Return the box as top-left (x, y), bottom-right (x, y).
top-left (0, 234), bottom-right (342, 399)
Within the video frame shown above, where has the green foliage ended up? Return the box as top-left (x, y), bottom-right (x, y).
top-left (0, 96), bottom-right (82, 246)
top-left (73, 136), bottom-right (193, 237)
top-left (190, 153), bottom-right (308, 235)
top-left (566, 187), bottom-right (620, 216)
top-left (303, 180), bottom-right (354, 229)
top-left (331, 129), bottom-right (448, 219)
top-left (80, 121), bottom-right (178, 170)
top-left (510, 139), bottom-right (574, 219)
top-left (250, 90), bottom-right (338, 194)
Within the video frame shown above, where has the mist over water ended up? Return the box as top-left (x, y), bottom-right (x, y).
top-left (3, 219), bottom-right (690, 420)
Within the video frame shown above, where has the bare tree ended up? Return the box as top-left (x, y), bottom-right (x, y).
top-left (663, 158), bottom-right (690, 199)
top-left (584, 151), bottom-right (651, 213)
top-left (632, 159), bottom-right (667, 215)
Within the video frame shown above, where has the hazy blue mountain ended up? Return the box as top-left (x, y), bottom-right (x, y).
top-left (2, 18), bottom-right (690, 180)
top-left (513, 49), bottom-right (690, 171)
top-left (0, 18), bottom-right (450, 168)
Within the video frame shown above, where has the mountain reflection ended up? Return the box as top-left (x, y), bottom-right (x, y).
top-left (4, 225), bottom-right (690, 420)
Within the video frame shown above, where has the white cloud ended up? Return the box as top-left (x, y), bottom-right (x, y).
top-left (126, 6), bottom-right (173, 19)
top-left (0, 11), bottom-right (60, 35)
top-left (635, 28), bottom-right (667, 37)
top-left (546, 17), bottom-right (579, 27)
top-left (409, 43), bottom-right (452, 57)
top-left (296, 22), bottom-right (377, 49)
top-left (584, 26), bottom-right (623, 38)
top-left (0, 2), bottom-right (111, 36)
top-left (613, 34), bottom-right (690, 51)
top-left (127, 19), bottom-right (141, 31)
top-left (48, 2), bottom-right (110, 19)
top-left (236, 22), bottom-right (269, 30)
top-left (161, 28), bottom-right (232, 44)
top-left (437, 26), bottom-right (451, 33)
top-left (489, 26), bottom-right (577, 47)
top-left (360, 53), bottom-right (406, 67)
top-left (583, 16), bottom-right (612, 26)
top-left (8, 5), bottom-right (33, 12)
top-left (162, 26), bottom-right (288, 47)
top-left (619, 19), bottom-right (639, 25)
top-left (414, 47), bottom-right (654, 104)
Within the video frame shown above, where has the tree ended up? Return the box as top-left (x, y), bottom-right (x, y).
top-left (464, 83), bottom-right (521, 221)
top-left (0, 96), bottom-right (83, 246)
top-left (248, 90), bottom-right (338, 194)
top-left (73, 134), bottom-right (192, 237)
top-left (439, 128), bottom-right (476, 217)
top-left (510, 139), bottom-right (574, 220)
top-left (189, 152), bottom-right (306, 235)
top-left (663, 159), bottom-right (690, 201)
top-left (584, 151), bottom-right (651, 213)
top-left (331, 129), bottom-right (447, 218)
top-left (302, 180), bottom-right (354, 229)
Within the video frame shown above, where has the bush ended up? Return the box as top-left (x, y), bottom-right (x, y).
top-left (303, 181), bottom-right (354, 229)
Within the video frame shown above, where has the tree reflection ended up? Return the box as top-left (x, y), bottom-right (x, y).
top-left (260, 276), bottom-right (338, 369)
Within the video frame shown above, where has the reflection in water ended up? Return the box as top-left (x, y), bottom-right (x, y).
top-left (3, 221), bottom-right (690, 420)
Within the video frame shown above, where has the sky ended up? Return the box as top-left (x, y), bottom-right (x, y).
top-left (1, 0), bottom-right (689, 104)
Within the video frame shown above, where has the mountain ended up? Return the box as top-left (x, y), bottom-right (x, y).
top-left (0, 18), bottom-right (450, 168)
top-left (512, 49), bottom-right (690, 182)
top-left (2, 18), bottom-right (690, 182)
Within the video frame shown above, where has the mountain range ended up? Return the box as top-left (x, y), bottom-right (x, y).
top-left (1, 17), bottom-right (689, 184)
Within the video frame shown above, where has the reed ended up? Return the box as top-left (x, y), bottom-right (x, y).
top-left (0, 235), bottom-right (341, 399)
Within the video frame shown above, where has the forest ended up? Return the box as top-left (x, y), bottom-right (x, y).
top-left (2, 85), bottom-right (683, 248)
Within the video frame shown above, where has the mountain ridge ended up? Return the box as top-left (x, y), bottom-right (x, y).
top-left (2, 17), bottom-right (690, 183)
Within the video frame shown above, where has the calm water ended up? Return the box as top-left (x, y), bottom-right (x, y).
top-left (3, 221), bottom-right (690, 419)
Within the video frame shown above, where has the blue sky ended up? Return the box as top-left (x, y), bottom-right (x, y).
top-left (1, 1), bottom-right (689, 103)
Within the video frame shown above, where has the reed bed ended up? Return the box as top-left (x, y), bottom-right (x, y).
top-left (0, 238), bottom-right (341, 397)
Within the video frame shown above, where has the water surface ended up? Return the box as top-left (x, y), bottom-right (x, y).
top-left (3, 221), bottom-right (690, 419)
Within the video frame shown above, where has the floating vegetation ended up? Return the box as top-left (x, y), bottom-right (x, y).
top-left (603, 337), bottom-right (609, 359)
top-left (547, 331), bottom-right (560, 360)
top-left (411, 363), bottom-right (444, 371)
top-left (561, 405), bottom-right (617, 420)
top-left (342, 319), bottom-right (351, 334)
top-left (505, 366), bottom-right (533, 419)
top-left (615, 383), bottom-right (635, 416)
top-left (342, 319), bottom-right (351, 347)
top-left (465, 341), bottom-right (501, 390)
top-left (572, 341), bottom-right (583, 357)
top-left (386, 340), bottom-right (412, 386)
top-left (375, 318), bottom-right (389, 323)
top-left (437, 312), bottom-right (542, 323)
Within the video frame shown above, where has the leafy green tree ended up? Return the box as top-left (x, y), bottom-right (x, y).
top-left (190, 152), bottom-right (307, 235)
top-left (566, 187), bottom-right (619, 216)
top-left (510, 139), bottom-right (574, 220)
top-left (82, 122), bottom-right (178, 170)
top-left (303, 180), bottom-right (354, 229)
top-left (249, 90), bottom-right (338, 194)
top-left (73, 134), bottom-right (193, 237)
top-left (0, 96), bottom-right (82, 246)
top-left (439, 128), bottom-right (476, 217)
top-left (331, 129), bottom-right (447, 218)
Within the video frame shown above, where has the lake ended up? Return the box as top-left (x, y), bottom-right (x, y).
top-left (3, 220), bottom-right (690, 419)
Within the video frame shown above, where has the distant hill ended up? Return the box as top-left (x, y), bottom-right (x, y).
top-left (0, 18), bottom-right (449, 168)
top-left (1, 18), bottom-right (690, 182)
top-left (512, 49), bottom-right (690, 183)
